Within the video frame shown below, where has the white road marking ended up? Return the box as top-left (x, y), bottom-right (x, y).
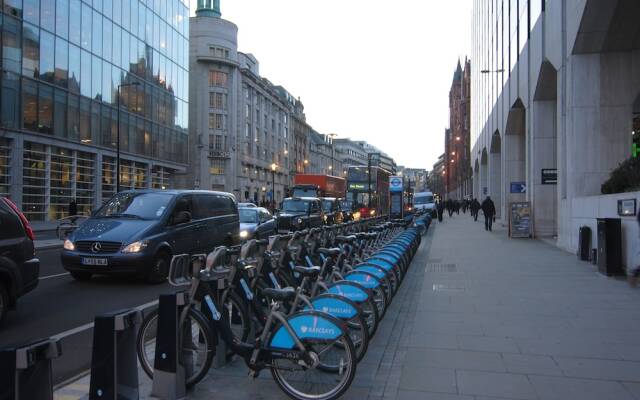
top-left (51, 299), bottom-right (159, 340)
top-left (40, 272), bottom-right (71, 280)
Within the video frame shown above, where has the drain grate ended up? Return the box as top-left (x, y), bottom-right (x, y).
top-left (426, 263), bottom-right (457, 272)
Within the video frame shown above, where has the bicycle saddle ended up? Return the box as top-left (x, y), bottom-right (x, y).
top-left (293, 265), bottom-right (321, 278)
top-left (262, 287), bottom-right (296, 301)
top-left (335, 235), bottom-right (357, 243)
top-left (318, 248), bottom-right (341, 257)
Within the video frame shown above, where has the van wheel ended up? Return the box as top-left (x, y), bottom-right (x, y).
top-left (70, 271), bottom-right (92, 281)
top-left (147, 251), bottom-right (170, 284)
top-left (0, 283), bottom-right (8, 325)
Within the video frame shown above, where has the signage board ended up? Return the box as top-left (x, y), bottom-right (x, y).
top-left (390, 192), bottom-right (403, 218)
top-left (348, 183), bottom-right (369, 191)
top-left (389, 176), bottom-right (403, 192)
top-left (510, 182), bottom-right (527, 193)
top-left (618, 199), bottom-right (637, 217)
top-left (509, 202), bottom-right (531, 238)
top-left (541, 169), bottom-right (557, 185)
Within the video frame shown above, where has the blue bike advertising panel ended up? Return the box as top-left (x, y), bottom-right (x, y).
top-left (390, 176), bottom-right (404, 218)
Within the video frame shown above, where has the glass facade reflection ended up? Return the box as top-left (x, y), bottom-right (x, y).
top-left (0, 0), bottom-right (189, 220)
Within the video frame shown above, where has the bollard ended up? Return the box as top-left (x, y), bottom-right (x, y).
top-left (89, 308), bottom-right (142, 400)
top-left (151, 293), bottom-right (187, 400)
top-left (0, 338), bottom-right (61, 400)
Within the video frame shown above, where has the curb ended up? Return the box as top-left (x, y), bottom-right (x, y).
top-left (36, 243), bottom-right (63, 251)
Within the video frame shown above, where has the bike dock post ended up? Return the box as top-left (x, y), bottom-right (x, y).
top-left (0, 338), bottom-right (62, 400)
top-left (150, 293), bottom-right (187, 400)
top-left (89, 308), bottom-right (142, 400)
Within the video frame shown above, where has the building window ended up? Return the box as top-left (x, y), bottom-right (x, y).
top-left (209, 46), bottom-right (230, 59)
top-left (0, 139), bottom-right (11, 197)
top-left (208, 70), bottom-right (228, 87)
top-left (209, 113), bottom-right (225, 130)
top-left (209, 92), bottom-right (227, 109)
top-left (210, 159), bottom-right (225, 175)
top-left (152, 166), bottom-right (171, 189)
top-left (49, 147), bottom-right (74, 220)
top-left (22, 142), bottom-right (47, 221)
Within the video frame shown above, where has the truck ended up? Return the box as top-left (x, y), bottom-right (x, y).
top-left (414, 191), bottom-right (436, 216)
top-left (292, 174), bottom-right (346, 199)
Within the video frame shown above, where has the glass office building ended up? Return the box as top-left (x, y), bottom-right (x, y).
top-left (0, 0), bottom-right (189, 221)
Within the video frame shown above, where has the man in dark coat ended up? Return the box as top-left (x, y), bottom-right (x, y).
top-left (436, 200), bottom-right (445, 222)
top-left (481, 196), bottom-right (496, 231)
top-left (470, 198), bottom-right (480, 221)
top-left (68, 199), bottom-right (78, 216)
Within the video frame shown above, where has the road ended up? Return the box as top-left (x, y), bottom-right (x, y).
top-left (0, 247), bottom-right (179, 385)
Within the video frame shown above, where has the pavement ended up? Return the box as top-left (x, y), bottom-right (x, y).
top-left (54, 214), bottom-right (640, 399)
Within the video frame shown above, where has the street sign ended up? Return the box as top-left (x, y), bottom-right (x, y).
top-left (389, 176), bottom-right (403, 192)
top-left (541, 169), bottom-right (557, 185)
top-left (510, 182), bottom-right (526, 193)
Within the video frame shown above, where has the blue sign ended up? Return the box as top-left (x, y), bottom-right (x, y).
top-left (510, 182), bottom-right (527, 193)
top-left (390, 176), bottom-right (403, 192)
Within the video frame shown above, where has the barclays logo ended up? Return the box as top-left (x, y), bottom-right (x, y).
top-left (300, 325), bottom-right (335, 335)
top-left (321, 306), bottom-right (352, 314)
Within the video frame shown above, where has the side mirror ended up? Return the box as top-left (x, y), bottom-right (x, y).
top-left (173, 210), bottom-right (191, 225)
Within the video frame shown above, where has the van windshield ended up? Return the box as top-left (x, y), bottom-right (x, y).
top-left (95, 192), bottom-right (173, 220)
top-left (415, 196), bottom-right (434, 205)
top-left (282, 199), bottom-right (309, 213)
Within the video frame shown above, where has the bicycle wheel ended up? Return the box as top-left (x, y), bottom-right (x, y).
top-left (136, 307), bottom-right (214, 387)
top-left (271, 333), bottom-right (357, 400)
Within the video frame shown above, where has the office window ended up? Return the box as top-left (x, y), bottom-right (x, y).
top-left (54, 36), bottom-right (69, 88)
top-left (209, 92), bottom-right (227, 109)
top-left (3, 15), bottom-right (21, 74)
top-left (22, 23), bottom-right (39, 78)
top-left (38, 84), bottom-right (53, 134)
top-left (210, 159), bottom-right (225, 175)
top-left (22, 79), bottom-right (38, 131)
top-left (56, 0), bottom-right (69, 39)
top-left (54, 89), bottom-right (67, 137)
top-left (208, 70), bottom-right (228, 87)
top-left (23, 0), bottom-right (39, 25)
top-left (81, 3), bottom-right (91, 51)
top-left (69, 0), bottom-right (81, 45)
top-left (40, 0), bottom-right (55, 33)
top-left (22, 142), bottom-right (47, 221)
top-left (208, 113), bottom-right (225, 130)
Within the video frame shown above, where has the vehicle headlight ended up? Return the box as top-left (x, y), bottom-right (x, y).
top-left (353, 211), bottom-right (361, 220)
top-left (370, 209), bottom-right (376, 216)
top-left (240, 230), bottom-right (249, 239)
top-left (122, 240), bottom-right (149, 253)
top-left (63, 239), bottom-right (75, 251)
top-left (323, 215), bottom-right (328, 222)
top-left (296, 217), bottom-right (303, 225)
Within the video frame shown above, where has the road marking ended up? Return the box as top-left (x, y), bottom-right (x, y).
top-left (51, 299), bottom-right (159, 340)
top-left (40, 272), bottom-right (71, 280)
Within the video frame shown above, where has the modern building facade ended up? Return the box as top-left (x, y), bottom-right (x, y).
top-left (188, 1), bottom-right (293, 205)
top-left (429, 154), bottom-right (445, 197)
top-left (445, 59), bottom-right (472, 200)
top-left (308, 131), bottom-right (343, 177)
top-left (334, 138), bottom-right (396, 174)
top-left (471, 0), bottom-right (640, 268)
top-left (0, 0), bottom-right (190, 221)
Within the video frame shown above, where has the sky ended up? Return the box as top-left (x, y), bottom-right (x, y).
top-left (190, 0), bottom-right (472, 170)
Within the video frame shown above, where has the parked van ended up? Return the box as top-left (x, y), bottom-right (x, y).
top-left (61, 190), bottom-right (239, 283)
top-left (414, 191), bottom-right (436, 215)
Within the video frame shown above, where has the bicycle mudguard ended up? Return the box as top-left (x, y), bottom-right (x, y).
top-left (269, 311), bottom-right (346, 349)
top-left (343, 271), bottom-right (380, 289)
top-left (355, 265), bottom-right (387, 280)
top-left (371, 253), bottom-right (401, 265)
top-left (326, 281), bottom-right (371, 303)
top-left (304, 293), bottom-right (360, 320)
top-left (364, 258), bottom-right (394, 272)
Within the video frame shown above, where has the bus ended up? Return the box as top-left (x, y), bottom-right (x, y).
top-left (345, 166), bottom-right (390, 218)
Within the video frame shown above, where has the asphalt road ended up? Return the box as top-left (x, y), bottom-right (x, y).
top-left (0, 247), bottom-right (179, 385)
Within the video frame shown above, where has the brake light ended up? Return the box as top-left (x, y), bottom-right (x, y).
top-left (3, 198), bottom-right (36, 241)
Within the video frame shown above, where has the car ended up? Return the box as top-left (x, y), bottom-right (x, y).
top-left (239, 207), bottom-right (276, 240)
top-left (238, 202), bottom-right (257, 208)
top-left (0, 197), bottom-right (39, 324)
top-left (320, 197), bottom-right (344, 225)
top-left (61, 190), bottom-right (239, 283)
top-left (276, 197), bottom-right (324, 232)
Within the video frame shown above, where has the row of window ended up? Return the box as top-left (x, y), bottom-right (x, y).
top-left (1, 74), bottom-right (187, 163)
top-left (8, 139), bottom-right (173, 220)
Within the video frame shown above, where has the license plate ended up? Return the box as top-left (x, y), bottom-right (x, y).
top-left (81, 257), bottom-right (108, 266)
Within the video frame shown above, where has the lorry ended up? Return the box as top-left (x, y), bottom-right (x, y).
top-left (413, 191), bottom-right (436, 216)
top-left (292, 174), bottom-right (346, 199)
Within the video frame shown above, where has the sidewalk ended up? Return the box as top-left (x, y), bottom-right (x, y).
top-left (55, 216), bottom-right (640, 399)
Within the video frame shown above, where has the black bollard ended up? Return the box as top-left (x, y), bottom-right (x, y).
top-left (89, 308), bottom-right (142, 400)
top-left (151, 292), bottom-right (187, 400)
top-left (0, 338), bottom-right (61, 400)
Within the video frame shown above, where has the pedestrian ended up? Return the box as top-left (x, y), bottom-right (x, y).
top-left (628, 211), bottom-right (640, 287)
top-left (68, 198), bottom-right (78, 217)
top-left (455, 200), bottom-right (460, 215)
top-left (481, 196), bottom-right (496, 231)
top-left (436, 200), bottom-right (444, 222)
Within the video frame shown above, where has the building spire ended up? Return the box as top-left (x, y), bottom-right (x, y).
top-left (196, 0), bottom-right (221, 18)
top-left (453, 59), bottom-right (462, 82)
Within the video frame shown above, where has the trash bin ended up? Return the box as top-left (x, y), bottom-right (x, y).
top-left (578, 226), bottom-right (591, 261)
top-left (597, 218), bottom-right (624, 276)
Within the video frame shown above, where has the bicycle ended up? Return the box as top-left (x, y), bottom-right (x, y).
top-left (137, 249), bottom-right (358, 400)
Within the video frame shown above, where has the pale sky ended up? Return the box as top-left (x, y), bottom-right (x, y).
top-left (190, 0), bottom-right (472, 170)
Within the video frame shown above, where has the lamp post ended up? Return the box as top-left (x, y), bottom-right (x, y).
top-left (367, 152), bottom-right (380, 210)
top-left (303, 159), bottom-right (308, 173)
top-left (270, 163), bottom-right (277, 212)
top-left (328, 133), bottom-right (338, 174)
top-left (116, 81), bottom-right (140, 193)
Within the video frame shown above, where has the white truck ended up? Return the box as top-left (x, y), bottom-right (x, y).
top-left (414, 191), bottom-right (436, 215)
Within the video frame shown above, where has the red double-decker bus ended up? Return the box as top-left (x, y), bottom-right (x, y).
top-left (345, 166), bottom-right (390, 218)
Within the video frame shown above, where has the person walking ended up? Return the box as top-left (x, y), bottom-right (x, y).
top-left (481, 196), bottom-right (496, 231)
top-left (436, 200), bottom-right (445, 222)
top-left (470, 198), bottom-right (480, 222)
top-left (628, 212), bottom-right (640, 287)
top-left (68, 198), bottom-right (78, 217)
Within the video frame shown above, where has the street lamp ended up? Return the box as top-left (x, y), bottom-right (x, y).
top-left (116, 81), bottom-right (140, 193)
top-left (328, 133), bottom-right (338, 174)
top-left (303, 159), bottom-right (308, 173)
top-left (270, 163), bottom-right (277, 212)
